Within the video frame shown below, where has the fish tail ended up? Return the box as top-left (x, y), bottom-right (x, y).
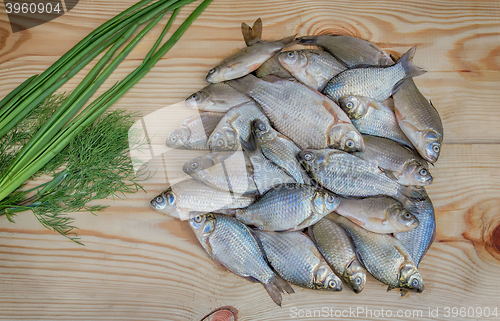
top-left (263, 274), bottom-right (294, 306)
top-left (241, 18), bottom-right (262, 46)
top-left (398, 46), bottom-right (426, 78)
top-left (296, 35), bottom-right (319, 45)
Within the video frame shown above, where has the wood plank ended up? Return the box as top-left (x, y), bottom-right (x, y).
top-left (1, 0), bottom-right (500, 319)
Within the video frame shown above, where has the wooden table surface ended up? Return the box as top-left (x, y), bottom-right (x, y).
top-left (1, 0), bottom-right (500, 320)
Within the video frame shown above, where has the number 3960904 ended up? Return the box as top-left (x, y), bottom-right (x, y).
top-left (5, 2), bottom-right (62, 14)
top-left (443, 307), bottom-right (498, 318)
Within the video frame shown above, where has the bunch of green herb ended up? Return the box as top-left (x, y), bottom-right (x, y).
top-left (0, 94), bottom-right (146, 243)
top-left (0, 0), bottom-right (212, 242)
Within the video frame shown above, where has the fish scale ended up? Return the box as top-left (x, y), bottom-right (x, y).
top-left (255, 230), bottom-right (342, 290)
top-left (348, 99), bottom-right (413, 148)
top-left (324, 64), bottom-right (406, 103)
top-left (395, 191), bottom-right (436, 266)
top-left (235, 183), bottom-right (339, 231)
top-left (334, 214), bottom-right (405, 287)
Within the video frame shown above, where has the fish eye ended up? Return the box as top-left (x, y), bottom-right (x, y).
top-left (412, 279), bottom-right (419, 287)
top-left (155, 196), bottom-right (163, 203)
top-left (346, 140), bottom-right (354, 148)
top-left (355, 277), bottom-right (361, 285)
top-left (419, 168), bottom-right (427, 176)
top-left (190, 162), bottom-right (199, 169)
top-left (404, 212), bottom-right (412, 219)
top-left (217, 139), bottom-right (224, 146)
top-left (167, 193), bottom-right (175, 204)
top-left (170, 136), bottom-right (177, 142)
top-left (328, 280), bottom-right (336, 288)
top-left (346, 102), bottom-right (354, 109)
top-left (194, 215), bottom-right (203, 223)
top-left (258, 123), bottom-right (266, 131)
top-left (304, 152), bottom-right (314, 161)
top-left (327, 195), bottom-right (336, 203)
top-left (191, 93), bottom-right (198, 100)
top-left (433, 145), bottom-right (440, 153)
top-left (287, 51), bottom-right (294, 58)
top-left (208, 68), bottom-right (216, 74)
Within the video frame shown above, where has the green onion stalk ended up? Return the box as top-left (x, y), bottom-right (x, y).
top-left (0, 0), bottom-right (213, 239)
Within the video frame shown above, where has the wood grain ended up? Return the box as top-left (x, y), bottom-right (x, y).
top-left (1, 0), bottom-right (500, 320)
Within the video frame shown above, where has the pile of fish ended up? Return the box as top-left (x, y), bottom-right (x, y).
top-left (151, 19), bottom-right (443, 306)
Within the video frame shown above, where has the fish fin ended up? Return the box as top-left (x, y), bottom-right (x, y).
top-left (390, 53), bottom-right (400, 62)
top-left (297, 35), bottom-right (319, 45)
top-left (368, 100), bottom-right (385, 111)
top-left (307, 226), bottom-right (316, 243)
top-left (398, 119), bottom-right (419, 134)
top-left (429, 99), bottom-right (441, 114)
top-left (279, 34), bottom-right (298, 48)
top-left (387, 285), bottom-right (396, 292)
top-left (243, 275), bottom-right (261, 283)
top-left (241, 18), bottom-right (262, 46)
top-left (392, 79), bottom-right (406, 95)
top-left (380, 54), bottom-right (396, 66)
top-left (399, 185), bottom-right (425, 201)
top-left (227, 74), bottom-right (259, 95)
top-left (240, 134), bottom-right (256, 152)
top-left (378, 166), bottom-right (399, 181)
top-left (400, 289), bottom-right (410, 297)
top-left (261, 74), bottom-right (286, 83)
top-left (398, 46), bottom-right (426, 78)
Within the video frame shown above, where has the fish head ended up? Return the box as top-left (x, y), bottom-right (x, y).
top-left (297, 149), bottom-right (331, 172)
top-left (150, 188), bottom-right (178, 216)
top-left (401, 161), bottom-right (433, 186)
top-left (189, 213), bottom-right (216, 239)
top-left (166, 127), bottom-right (190, 148)
top-left (388, 205), bottom-right (420, 231)
top-left (338, 96), bottom-right (369, 119)
top-left (399, 263), bottom-right (424, 293)
top-left (328, 123), bottom-right (365, 152)
top-left (345, 259), bottom-right (367, 294)
top-left (185, 89), bottom-right (211, 109)
top-left (182, 155), bottom-right (215, 176)
top-left (419, 130), bottom-right (442, 163)
top-left (206, 66), bottom-right (226, 83)
top-left (314, 264), bottom-right (342, 291)
top-left (252, 119), bottom-right (273, 141)
top-left (313, 190), bottom-right (340, 214)
top-left (209, 128), bottom-right (239, 151)
top-left (277, 50), bottom-right (308, 72)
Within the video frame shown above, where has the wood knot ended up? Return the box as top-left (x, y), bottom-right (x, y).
top-left (201, 307), bottom-right (237, 321)
top-left (463, 199), bottom-right (500, 262)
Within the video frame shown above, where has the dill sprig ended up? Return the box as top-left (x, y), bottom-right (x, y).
top-left (0, 95), bottom-right (147, 243)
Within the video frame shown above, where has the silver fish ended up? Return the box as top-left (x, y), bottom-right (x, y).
top-left (329, 212), bottom-right (425, 292)
top-left (338, 96), bottom-right (413, 149)
top-left (393, 78), bottom-right (444, 163)
top-left (308, 218), bottom-right (367, 293)
top-left (243, 145), bottom-right (297, 194)
top-left (297, 149), bottom-right (424, 203)
top-left (189, 213), bottom-right (294, 306)
top-left (298, 35), bottom-right (393, 67)
top-left (354, 135), bottom-right (432, 186)
top-left (395, 189), bottom-right (436, 266)
top-left (206, 33), bottom-right (296, 83)
top-left (166, 112), bottom-right (224, 150)
top-left (182, 151), bottom-right (258, 195)
top-left (150, 179), bottom-right (255, 220)
top-left (278, 49), bottom-right (346, 91)
top-left (255, 230), bottom-right (342, 291)
top-left (248, 119), bottom-right (307, 183)
top-left (335, 196), bottom-right (419, 234)
top-left (185, 83), bottom-right (252, 112)
top-left (322, 47), bottom-right (426, 103)
top-left (229, 75), bottom-right (363, 152)
top-left (235, 183), bottom-right (340, 231)
top-left (208, 101), bottom-right (270, 151)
